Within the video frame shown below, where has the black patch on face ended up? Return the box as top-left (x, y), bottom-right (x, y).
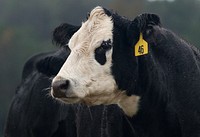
top-left (95, 39), bottom-right (112, 65)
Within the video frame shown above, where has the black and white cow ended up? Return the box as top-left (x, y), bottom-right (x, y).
top-left (51, 6), bottom-right (200, 137)
top-left (4, 24), bottom-right (135, 137)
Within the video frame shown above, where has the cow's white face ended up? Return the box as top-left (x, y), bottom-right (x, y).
top-left (51, 6), bottom-right (140, 117)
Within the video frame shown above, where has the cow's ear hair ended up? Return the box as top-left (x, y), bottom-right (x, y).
top-left (134, 13), bottom-right (161, 34)
top-left (126, 13), bottom-right (161, 45)
top-left (52, 23), bottom-right (80, 46)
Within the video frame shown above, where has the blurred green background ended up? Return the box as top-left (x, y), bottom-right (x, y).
top-left (0, 0), bottom-right (200, 136)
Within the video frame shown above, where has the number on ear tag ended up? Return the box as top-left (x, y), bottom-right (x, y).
top-left (135, 33), bottom-right (148, 56)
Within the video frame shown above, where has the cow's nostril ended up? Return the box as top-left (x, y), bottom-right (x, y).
top-left (52, 79), bottom-right (70, 98)
top-left (59, 80), bottom-right (69, 90)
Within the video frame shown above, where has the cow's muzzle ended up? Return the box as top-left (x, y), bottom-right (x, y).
top-left (51, 78), bottom-right (69, 98)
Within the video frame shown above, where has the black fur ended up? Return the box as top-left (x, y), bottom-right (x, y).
top-left (36, 47), bottom-right (70, 76)
top-left (108, 9), bottom-right (200, 137)
top-left (4, 48), bottom-right (77, 137)
top-left (52, 23), bottom-right (80, 46)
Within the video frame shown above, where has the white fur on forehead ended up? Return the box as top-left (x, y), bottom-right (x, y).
top-left (89, 6), bottom-right (107, 21)
top-left (68, 6), bottom-right (113, 52)
top-left (87, 6), bottom-right (112, 31)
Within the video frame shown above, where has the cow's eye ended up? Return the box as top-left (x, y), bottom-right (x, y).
top-left (94, 39), bottom-right (112, 65)
top-left (101, 39), bottom-right (112, 51)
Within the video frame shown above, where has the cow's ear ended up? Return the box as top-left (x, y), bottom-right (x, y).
top-left (133, 13), bottom-right (161, 35)
top-left (126, 13), bottom-right (161, 46)
top-left (36, 56), bottom-right (66, 76)
top-left (53, 23), bottom-right (80, 46)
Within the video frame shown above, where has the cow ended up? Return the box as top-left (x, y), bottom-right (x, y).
top-left (4, 23), bottom-right (136, 137)
top-left (51, 6), bottom-right (200, 137)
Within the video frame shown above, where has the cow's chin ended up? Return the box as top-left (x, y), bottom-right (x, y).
top-left (55, 90), bottom-right (140, 117)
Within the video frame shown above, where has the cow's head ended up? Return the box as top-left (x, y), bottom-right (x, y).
top-left (51, 6), bottom-right (161, 116)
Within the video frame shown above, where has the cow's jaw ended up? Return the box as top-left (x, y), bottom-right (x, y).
top-left (51, 6), bottom-right (140, 117)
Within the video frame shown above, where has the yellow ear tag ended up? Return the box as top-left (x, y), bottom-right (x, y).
top-left (135, 33), bottom-right (148, 56)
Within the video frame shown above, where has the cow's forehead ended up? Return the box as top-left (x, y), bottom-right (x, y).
top-left (68, 6), bottom-right (113, 51)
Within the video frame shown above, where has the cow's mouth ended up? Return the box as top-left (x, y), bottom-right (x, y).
top-left (57, 96), bottom-right (81, 104)
top-left (55, 93), bottom-right (110, 105)
top-left (53, 92), bottom-right (116, 105)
